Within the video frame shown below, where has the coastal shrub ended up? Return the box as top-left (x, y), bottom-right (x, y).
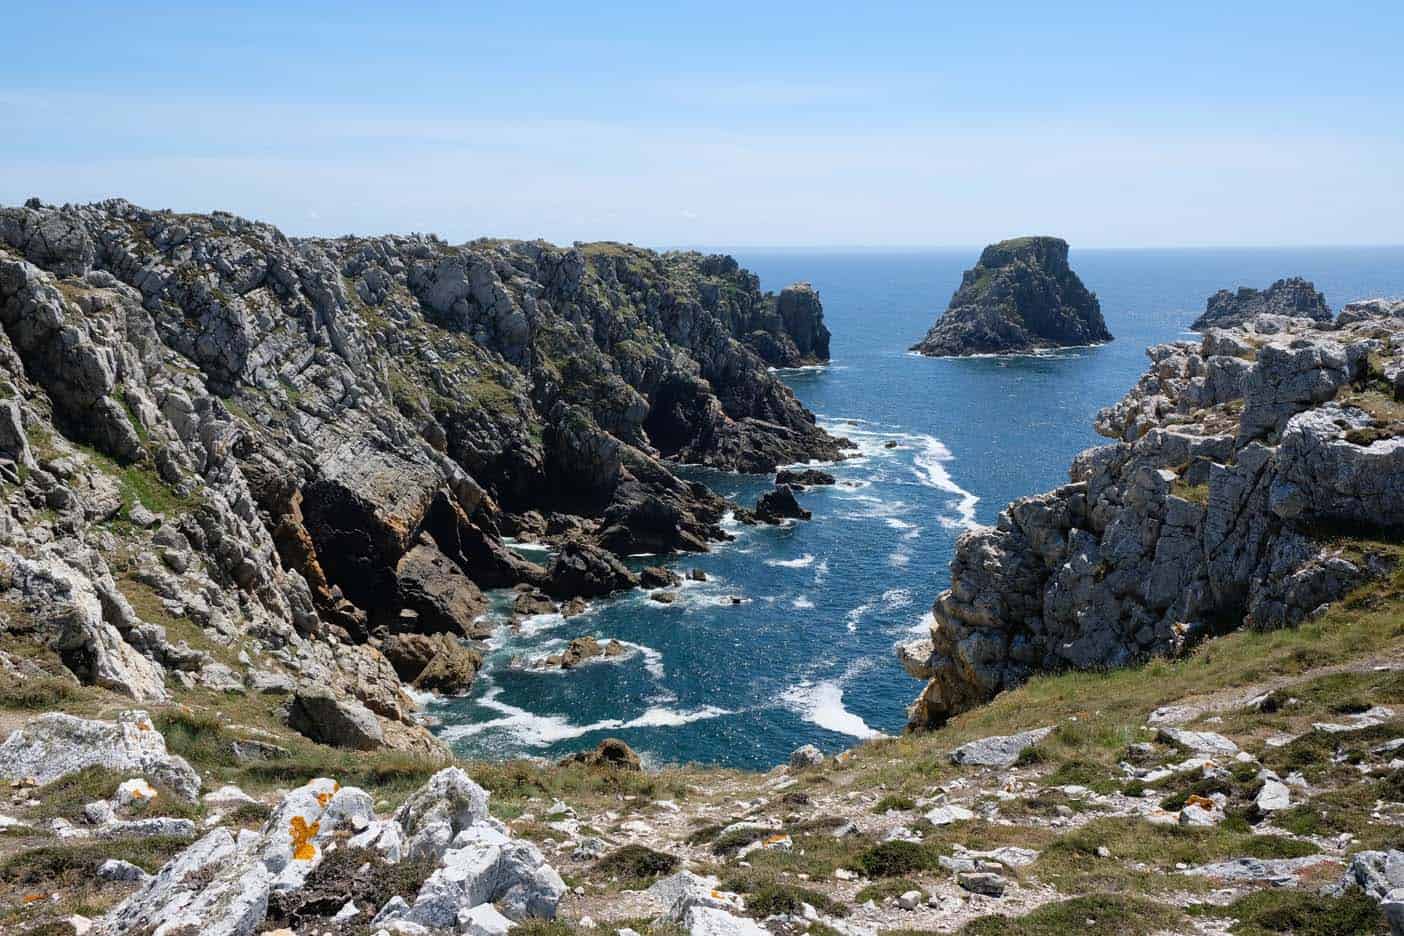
top-left (856, 840), bottom-right (931, 877)
top-left (0, 837), bottom-right (190, 889)
top-left (872, 794), bottom-right (917, 814)
top-left (743, 883), bottom-right (848, 918)
top-left (959, 894), bottom-right (1183, 935)
top-left (1207, 888), bottom-right (1384, 935)
top-left (0, 673), bottom-right (78, 709)
top-left (712, 826), bottom-right (769, 855)
top-left (595, 844), bottom-right (678, 883)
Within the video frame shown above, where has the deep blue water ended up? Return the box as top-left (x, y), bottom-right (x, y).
top-left (432, 247), bottom-right (1404, 770)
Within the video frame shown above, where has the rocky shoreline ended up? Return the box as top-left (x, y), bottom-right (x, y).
top-left (0, 197), bottom-right (842, 757)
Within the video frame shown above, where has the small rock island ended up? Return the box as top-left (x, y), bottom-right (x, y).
top-left (911, 236), bottom-right (1112, 357)
top-left (1190, 276), bottom-right (1331, 331)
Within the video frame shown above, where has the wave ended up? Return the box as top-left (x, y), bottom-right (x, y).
top-left (845, 602), bottom-right (872, 633)
top-left (912, 436), bottom-right (981, 529)
top-left (791, 596), bottom-right (815, 610)
top-left (765, 553), bottom-right (815, 569)
top-left (779, 681), bottom-right (879, 740)
top-left (440, 680), bottom-right (730, 747)
top-left (881, 587), bottom-right (913, 610)
top-left (887, 548), bottom-right (911, 568)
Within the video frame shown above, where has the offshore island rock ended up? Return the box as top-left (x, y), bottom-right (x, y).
top-left (912, 236), bottom-right (1112, 357)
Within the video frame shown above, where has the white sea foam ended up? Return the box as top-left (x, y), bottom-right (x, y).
top-left (912, 436), bottom-right (981, 529)
top-left (845, 602), bottom-right (872, 633)
top-left (791, 596), bottom-right (815, 610)
top-left (814, 558), bottom-right (829, 583)
top-left (780, 681), bottom-right (879, 739)
top-left (766, 553), bottom-right (815, 569)
top-left (614, 640), bottom-right (667, 679)
top-left (881, 587), bottom-right (913, 610)
top-left (440, 680), bottom-right (730, 746)
top-left (403, 686), bottom-right (438, 708)
top-left (887, 548), bottom-right (910, 568)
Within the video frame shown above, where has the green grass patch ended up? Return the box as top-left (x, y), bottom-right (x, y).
top-left (872, 794), bottom-right (918, 814)
top-left (595, 844), bottom-right (679, 885)
top-left (1200, 887), bottom-right (1385, 935)
top-left (855, 840), bottom-right (933, 878)
top-left (853, 877), bottom-right (925, 905)
top-left (959, 894), bottom-right (1184, 935)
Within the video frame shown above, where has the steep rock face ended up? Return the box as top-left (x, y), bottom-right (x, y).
top-left (1191, 277), bottom-right (1331, 331)
top-left (911, 237), bottom-right (1112, 357)
top-left (906, 302), bottom-right (1404, 728)
top-left (0, 197), bottom-right (841, 749)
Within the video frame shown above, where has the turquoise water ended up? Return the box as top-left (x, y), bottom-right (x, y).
top-left (433, 247), bottom-right (1404, 770)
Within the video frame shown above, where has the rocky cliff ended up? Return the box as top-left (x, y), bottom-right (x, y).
top-left (911, 237), bottom-right (1112, 357)
top-left (1191, 276), bottom-right (1332, 331)
top-left (0, 197), bottom-right (840, 753)
top-left (904, 298), bottom-right (1404, 727)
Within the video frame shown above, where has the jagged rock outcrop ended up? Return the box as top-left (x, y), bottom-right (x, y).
top-left (98, 768), bottom-right (564, 936)
top-left (1191, 277), bottom-right (1331, 331)
top-left (911, 237), bottom-right (1112, 357)
top-left (907, 302), bottom-right (1404, 728)
top-left (0, 197), bottom-right (841, 750)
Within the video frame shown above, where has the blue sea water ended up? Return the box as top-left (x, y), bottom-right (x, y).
top-left (432, 246), bottom-right (1404, 770)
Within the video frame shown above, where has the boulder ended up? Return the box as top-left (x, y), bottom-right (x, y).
top-left (0, 710), bottom-right (200, 800)
top-left (775, 468), bottom-right (836, 487)
top-left (949, 726), bottom-right (1055, 768)
top-left (753, 485), bottom-right (810, 524)
top-left (544, 539), bottom-right (639, 598)
top-left (788, 744), bottom-right (824, 771)
top-left (559, 738), bottom-right (642, 771)
top-left (287, 688), bottom-right (385, 750)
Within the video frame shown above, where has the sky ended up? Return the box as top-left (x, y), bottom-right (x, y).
top-left (3, 2), bottom-right (1402, 248)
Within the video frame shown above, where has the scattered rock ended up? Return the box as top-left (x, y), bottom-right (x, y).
top-left (559, 738), bottom-right (642, 771)
top-left (788, 744), bottom-right (824, 771)
top-left (949, 726), bottom-right (1055, 768)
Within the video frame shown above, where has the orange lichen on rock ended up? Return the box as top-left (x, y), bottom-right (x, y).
top-left (290, 815), bottom-right (320, 860)
top-left (1184, 794), bottom-right (1216, 810)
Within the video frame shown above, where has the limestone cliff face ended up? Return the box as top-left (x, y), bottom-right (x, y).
top-left (911, 237), bottom-right (1112, 357)
top-left (903, 302), bottom-right (1404, 728)
top-left (1191, 277), bottom-right (1332, 331)
top-left (0, 197), bottom-right (841, 749)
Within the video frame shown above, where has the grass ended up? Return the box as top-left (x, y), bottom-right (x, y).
top-left (957, 894), bottom-right (1184, 935)
top-left (24, 766), bottom-right (200, 823)
top-left (1198, 888), bottom-right (1386, 935)
top-left (1275, 777), bottom-right (1404, 850)
top-left (1031, 817), bottom-right (1318, 894)
top-left (0, 835), bottom-right (191, 926)
top-left (1171, 479), bottom-right (1210, 505)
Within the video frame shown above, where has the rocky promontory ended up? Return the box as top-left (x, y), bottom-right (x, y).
top-left (911, 236), bottom-right (1112, 357)
top-left (1190, 276), bottom-right (1332, 330)
top-left (904, 300), bottom-right (1404, 727)
top-left (0, 197), bottom-right (843, 756)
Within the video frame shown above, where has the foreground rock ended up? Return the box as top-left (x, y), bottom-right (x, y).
top-left (908, 303), bottom-right (1404, 726)
top-left (1191, 277), bottom-right (1331, 331)
top-left (0, 709), bottom-right (200, 800)
top-left (99, 768), bottom-right (564, 936)
top-left (911, 236), bottom-right (1112, 357)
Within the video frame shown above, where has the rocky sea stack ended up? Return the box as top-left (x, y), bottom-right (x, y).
top-left (911, 236), bottom-right (1112, 357)
top-left (1190, 276), bottom-right (1331, 331)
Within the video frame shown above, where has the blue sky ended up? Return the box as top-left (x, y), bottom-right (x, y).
top-left (3, 2), bottom-right (1401, 247)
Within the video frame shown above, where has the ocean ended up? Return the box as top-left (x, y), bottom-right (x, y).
top-left (430, 246), bottom-right (1404, 770)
